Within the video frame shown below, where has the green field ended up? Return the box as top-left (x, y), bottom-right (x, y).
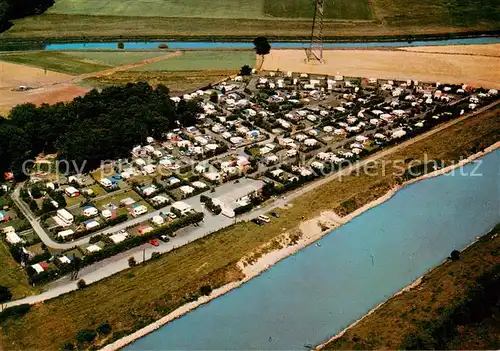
top-left (131, 50), bottom-right (255, 71)
top-left (264, 0), bottom-right (372, 20)
top-left (0, 51), bottom-right (110, 74)
top-left (46, 0), bottom-right (370, 20)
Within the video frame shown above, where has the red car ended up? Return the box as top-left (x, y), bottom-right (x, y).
top-left (149, 239), bottom-right (160, 247)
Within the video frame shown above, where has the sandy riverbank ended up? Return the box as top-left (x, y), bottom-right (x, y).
top-left (102, 140), bottom-right (500, 351)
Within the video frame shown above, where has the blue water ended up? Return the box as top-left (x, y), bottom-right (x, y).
top-left (128, 150), bottom-right (500, 350)
top-left (44, 36), bottom-right (500, 51)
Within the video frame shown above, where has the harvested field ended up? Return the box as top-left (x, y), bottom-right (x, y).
top-left (0, 61), bottom-right (72, 88)
top-left (261, 46), bottom-right (500, 88)
top-left (401, 43), bottom-right (500, 57)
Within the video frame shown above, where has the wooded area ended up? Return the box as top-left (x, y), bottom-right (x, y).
top-left (0, 0), bottom-right (54, 31)
top-left (0, 83), bottom-right (201, 178)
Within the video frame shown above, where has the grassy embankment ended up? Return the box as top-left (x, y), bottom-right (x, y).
top-left (322, 223), bottom-right (500, 350)
top-left (0, 0), bottom-right (498, 41)
top-left (0, 105), bottom-right (499, 350)
top-left (0, 241), bottom-right (35, 300)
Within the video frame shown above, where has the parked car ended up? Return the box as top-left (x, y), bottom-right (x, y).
top-left (149, 239), bottom-right (160, 247)
top-left (168, 212), bottom-right (177, 219)
top-left (271, 212), bottom-right (280, 218)
top-left (258, 214), bottom-right (271, 223)
top-left (251, 218), bottom-right (265, 226)
top-left (159, 235), bottom-right (170, 242)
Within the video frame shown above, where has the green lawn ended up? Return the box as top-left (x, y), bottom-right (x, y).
top-left (0, 51), bottom-right (109, 75)
top-left (132, 50), bottom-right (255, 71)
top-left (64, 51), bottom-right (166, 66)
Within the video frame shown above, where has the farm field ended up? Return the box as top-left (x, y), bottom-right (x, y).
top-left (47, 0), bottom-right (371, 19)
top-left (0, 52), bottom-right (109, 75)
top-left (131, 50), bottom-right (255, 71)
top-left (0, 60), bottom-right (72, 88)
top-left (261, 46), bottom-right (500, 89)
top-left (0, 103), bottom-right (499, 350)
top-left (264, 0), bottom-right (372, 20)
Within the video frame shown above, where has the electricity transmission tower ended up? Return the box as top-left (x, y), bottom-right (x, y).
top-left (305, 0), bottom-right (326, 63)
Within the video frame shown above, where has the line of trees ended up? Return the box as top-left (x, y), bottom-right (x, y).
top-left (0, 83), bottom-right (201, 179)
top-left (0, 0), bottom-right (54, 32)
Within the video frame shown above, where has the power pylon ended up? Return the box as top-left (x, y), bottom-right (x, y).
top-left (305, 0), bottom-right (326, 63)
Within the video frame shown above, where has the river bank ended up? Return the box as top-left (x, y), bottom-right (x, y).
top-left (101, 139), bottom-right (500, 350)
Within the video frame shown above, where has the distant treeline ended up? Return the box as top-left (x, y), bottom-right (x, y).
top-left (0, 83), bottom-right (201, 178)
top-left (0, 0), bottom-right (54, 32)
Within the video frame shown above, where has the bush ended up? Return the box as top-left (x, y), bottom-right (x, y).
top-left (128, 256), bottom-right (137, 267)
top-left (0, 304), bottom-right (30, 323)
top-left (0, 285), bottom-right (12, 303)
top-left (62, 342), bottom-right (75, 351)
top-left (75, 329), bottom-right (96, 344)
top-left (77, 279), bottom-right (87, 289)
top-left (151, 252), bottom-right (161, 260)
top-left (96, 322), bottom-right (112, 335)
top-left (450, 250), bottom-right (460, 261)
top-left (199, 285), bottom-right (213, 296)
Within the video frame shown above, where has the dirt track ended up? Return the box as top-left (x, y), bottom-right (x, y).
top-left (261, 44), bottom-right (500, 89)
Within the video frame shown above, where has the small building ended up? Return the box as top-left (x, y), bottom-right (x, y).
top-left (100, 178), bottom-right (113, 188)
top-left (179, 185), bottom-right (195, 197)
top-left (57, 209), bottom-right (74, 226)
top-left (120, 197), bottom-right (136, 206)
top-left (57, 229), bottom-right (75, 239)
top-left (151, 195), bottom-right (169, 206)
top-left (82, 206), bottom-right (98, 217)
top-left (86, 244), bottom-right (102, 253)
top-left (101, 209), bottom-right (113, 220)
top-left (83, 219), bottom-right (100, 231)
top-left (130, 204), bottom-right (148, 217)
top-left (0, 210), bottom-right (9, 222)
top-left (6, 231), bottom-right (22, 245)
top-left (152, 215), bottom-right (165, 226)
top-left (192, 181), bottom-right (207, 189)
top-left (172, 201), bottom-right (192, 216)
top-left (109, 233), bottom-right (127, 244)
top-left (64, 186), bottom-right (80, 198)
